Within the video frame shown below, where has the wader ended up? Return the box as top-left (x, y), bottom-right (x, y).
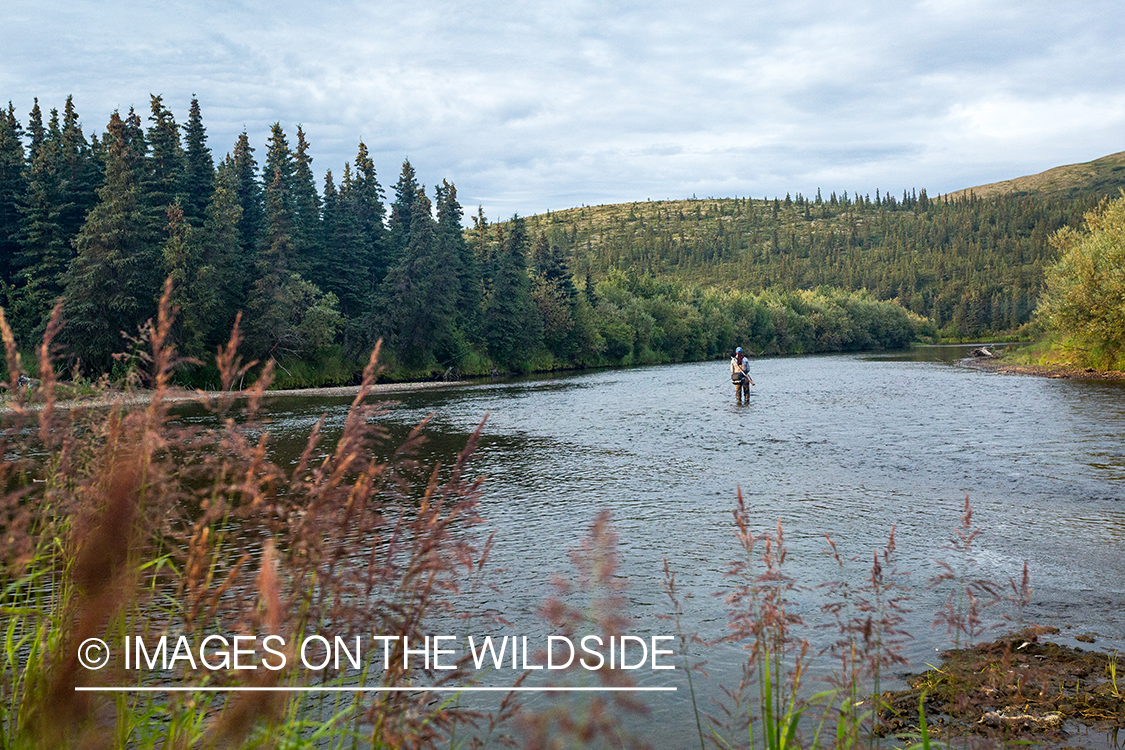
top-left (732, 371), bottom-right (750, 400)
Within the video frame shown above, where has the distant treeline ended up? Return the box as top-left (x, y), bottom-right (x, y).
top-left (1, 96), bottom-right (926, 385)
top-left (529, 189), bottom-right (1105, 340)
top-left (464, 221), bottom-right (926, 369)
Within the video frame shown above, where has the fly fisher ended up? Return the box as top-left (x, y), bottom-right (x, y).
top-left (730, 347), bottom-right (754, 401)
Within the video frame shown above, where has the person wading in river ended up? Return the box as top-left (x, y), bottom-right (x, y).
top-left (730, 347), bottom-right (754, 401)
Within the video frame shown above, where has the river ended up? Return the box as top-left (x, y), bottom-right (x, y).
top-left (197, 345), bottom-right (1125, 745)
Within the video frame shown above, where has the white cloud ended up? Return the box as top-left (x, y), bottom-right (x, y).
top-left (3, 0), bottom-right (1123, 218)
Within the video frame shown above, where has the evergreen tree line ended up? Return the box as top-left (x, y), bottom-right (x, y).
top-left (0, 95), bottom-right (477, 382)
top-left (530, 189), bottom-right (1104, 341)
top-left (464, 208), bottom-right (926, 369)
top-left (0, 96), bottom-right (927, 385)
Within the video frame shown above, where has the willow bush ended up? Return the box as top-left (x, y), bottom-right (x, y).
top-left (1038, 192), bottom-right (1125, 370)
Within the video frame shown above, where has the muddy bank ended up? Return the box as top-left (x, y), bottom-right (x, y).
top-left (879, 627), bottom-right (1125, 745)
top-left (963, 358), bottom-right (1125, 381)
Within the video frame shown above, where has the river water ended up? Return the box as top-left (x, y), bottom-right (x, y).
top-left (219, 346), bottom-right (1125, 745)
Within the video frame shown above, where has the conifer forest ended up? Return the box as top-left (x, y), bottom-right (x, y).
top-left (0, 96), bottom-right (1111, 385)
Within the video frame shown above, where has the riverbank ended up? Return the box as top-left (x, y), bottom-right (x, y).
top-left (0, 378), bottom-right (472, 412)
top-left (964, 357), bottom-right (1125, 381)
top-left (879, 627), bottom-right (1124, 745)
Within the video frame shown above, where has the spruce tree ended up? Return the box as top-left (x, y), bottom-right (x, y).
top-left (331, 143), bottom-right (386, 332)
top-left (162, 201), bottom-right (212, 357)
top-left (26, 100), bottom-right (44, 165)
top-left (62, 110), bottom-right (162, 372)
top-left (484, 214), bottom-right (542, 369)
top-left (313, 169), bottom-right (338, 295)
top-left (353, 144), bottom-right (388, 289)
top-left (246, 167), bottom-right (295, 358)
top-left (229, 132), bottom-right (263, 272)
top-left (530, 231), bottom-right (578, 357)
top-left (250, 124), bottom-right (298, 299)
top-left (381, 189), bottom-right (456, 368)
top-left (0, 104), bottom-right (26, 288)
top-left (388, 159), bottom-right (418, 266)
top-left (181, 96), bottom-right (214, 226)
top-left (58, 96), bottom-right (100, 243)
top-left (533, 231), bottom-right (577, 302)
top-left (291, 125), bottom-right (322, 279)
top-left (263, 124), bottom-right (294, 202)
top-left (199, 172), bottom-right (244, 344)
top-left (258, 166), bottom-right (293, 272)
top-left (469, 207), bottom-right (495, 299)
top-left (11, 107), bottom-right (70, 344)
top-left (245, 161), bottom-right (341, 361)
top-left (146, 95), bottom-right (184, 218)
top-left (435, 180), bottom-right (481, 340)
top-left (326, 163), bottom-right (363, 321)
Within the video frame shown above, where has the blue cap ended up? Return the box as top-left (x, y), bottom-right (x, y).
top-left (736, 347), bottom-right (742, 353)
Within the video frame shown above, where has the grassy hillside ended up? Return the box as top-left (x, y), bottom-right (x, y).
top-left (945, 151), bottom-right (1125, 201)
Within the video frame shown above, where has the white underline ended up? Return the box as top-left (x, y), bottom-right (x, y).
top-left (76, 686), bottom-right (676, 693)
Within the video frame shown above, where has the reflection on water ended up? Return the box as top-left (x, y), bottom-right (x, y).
top-left (178, 347), bottom-right (1125, 744)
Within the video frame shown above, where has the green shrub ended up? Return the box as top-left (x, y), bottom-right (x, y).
top-left (1038, 193), bottom-right (1125, 370)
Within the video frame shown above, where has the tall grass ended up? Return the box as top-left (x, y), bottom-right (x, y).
top-left (520, 511), bottom-right (649, 749)
top-left (1, 282), bottom-right (499, 748)
top-left (654, 491), bottom-right (1032, 750)
top-left (708, 491), bottom-right (815, 750)
top-left (930, 496), bottom-right (1001, 649)
top-left (821, 524), bottom-right (911, 746)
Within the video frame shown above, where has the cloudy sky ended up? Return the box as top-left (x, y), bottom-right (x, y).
top-left (5, 0), bottom-right (1123, 220)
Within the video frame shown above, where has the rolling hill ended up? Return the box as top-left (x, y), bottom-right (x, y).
top-left (514, 153), bottom-right (1125, 338)
top-left (945, 151), bottom-right (1125, 201)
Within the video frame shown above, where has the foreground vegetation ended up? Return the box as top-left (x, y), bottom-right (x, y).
top-left (1, 293), bottom-right (503, 748)
top-left (3, 295), bottom-right (1120, 748)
